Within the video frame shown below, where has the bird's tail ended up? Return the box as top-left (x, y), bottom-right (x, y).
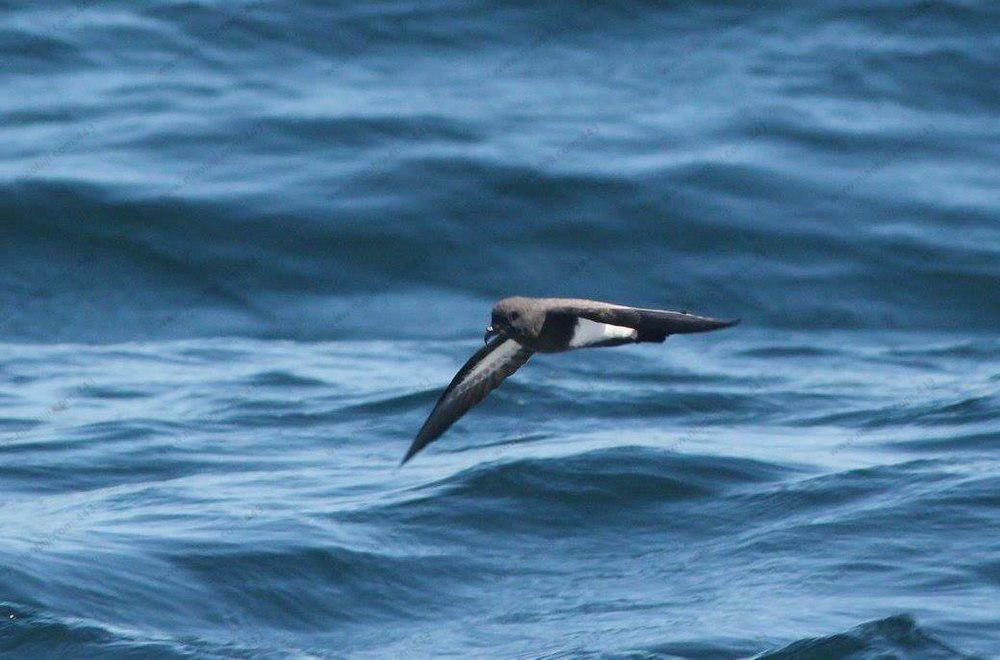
top-left (636, 327), bottom-right (668, 343)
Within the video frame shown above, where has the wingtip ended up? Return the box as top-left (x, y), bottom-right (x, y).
top-left (400, 433), bottom-right (429, 465)
top-left (399, 445), bottom-right (419, 466)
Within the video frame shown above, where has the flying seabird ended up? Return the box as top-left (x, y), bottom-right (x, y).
top-left (401, 296), bottom-right (739, 464)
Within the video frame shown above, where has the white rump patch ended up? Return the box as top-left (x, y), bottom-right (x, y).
top-left (569, 318), bottom-right (636, 348)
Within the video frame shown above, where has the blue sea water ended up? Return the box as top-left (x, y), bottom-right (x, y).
top-left (1, 0), bottom-right (998, 657)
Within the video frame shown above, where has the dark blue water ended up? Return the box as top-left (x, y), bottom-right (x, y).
top-left (2, 1), bottom-right (998, 657)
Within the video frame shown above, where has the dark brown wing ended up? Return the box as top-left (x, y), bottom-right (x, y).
top-left (547, 300), bottom-right (739, 337)
top-left (401, 336), bottom-right (534, 464)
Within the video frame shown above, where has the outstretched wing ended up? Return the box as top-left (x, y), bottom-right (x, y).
top-left (402, 336), bottom-right (534, 464)
top-left (547, 299), bottom-right (739, 341)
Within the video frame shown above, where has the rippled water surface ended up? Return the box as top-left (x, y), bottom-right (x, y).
top-left (1, 1), bottom-right (998, 657)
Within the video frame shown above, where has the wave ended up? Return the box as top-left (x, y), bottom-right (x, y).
top-left (0, 611), bottom-right (194, 660)
top-left (759, 614), bottom-right (976, 659)
top-left (0, 602), bottom-right (298, 659)
top-left (163, 544), bottom-right (487, 625)
top-left (347, 447), bottom-right (795, 536)
top-left (3, 175), bottom-right (997, 343)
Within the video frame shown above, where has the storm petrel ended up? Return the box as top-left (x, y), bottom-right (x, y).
top-left (401, 296), bottom-right (739, 464)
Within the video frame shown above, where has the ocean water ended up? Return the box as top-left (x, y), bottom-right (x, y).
top-left (1, 0), bottom-right (998, 657)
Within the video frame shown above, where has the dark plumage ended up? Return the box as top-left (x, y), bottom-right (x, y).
top-left (401, 296), bottom-right (738, 464)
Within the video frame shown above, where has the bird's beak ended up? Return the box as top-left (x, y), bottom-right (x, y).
top-left (484, 325), bottom-right (500, 344)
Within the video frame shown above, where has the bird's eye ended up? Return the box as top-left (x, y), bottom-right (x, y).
top-left (510, 311), bottom-right (520, 320)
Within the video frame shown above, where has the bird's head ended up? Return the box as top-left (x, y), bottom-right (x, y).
top-left (485, 296), bottom-right (542, 344)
